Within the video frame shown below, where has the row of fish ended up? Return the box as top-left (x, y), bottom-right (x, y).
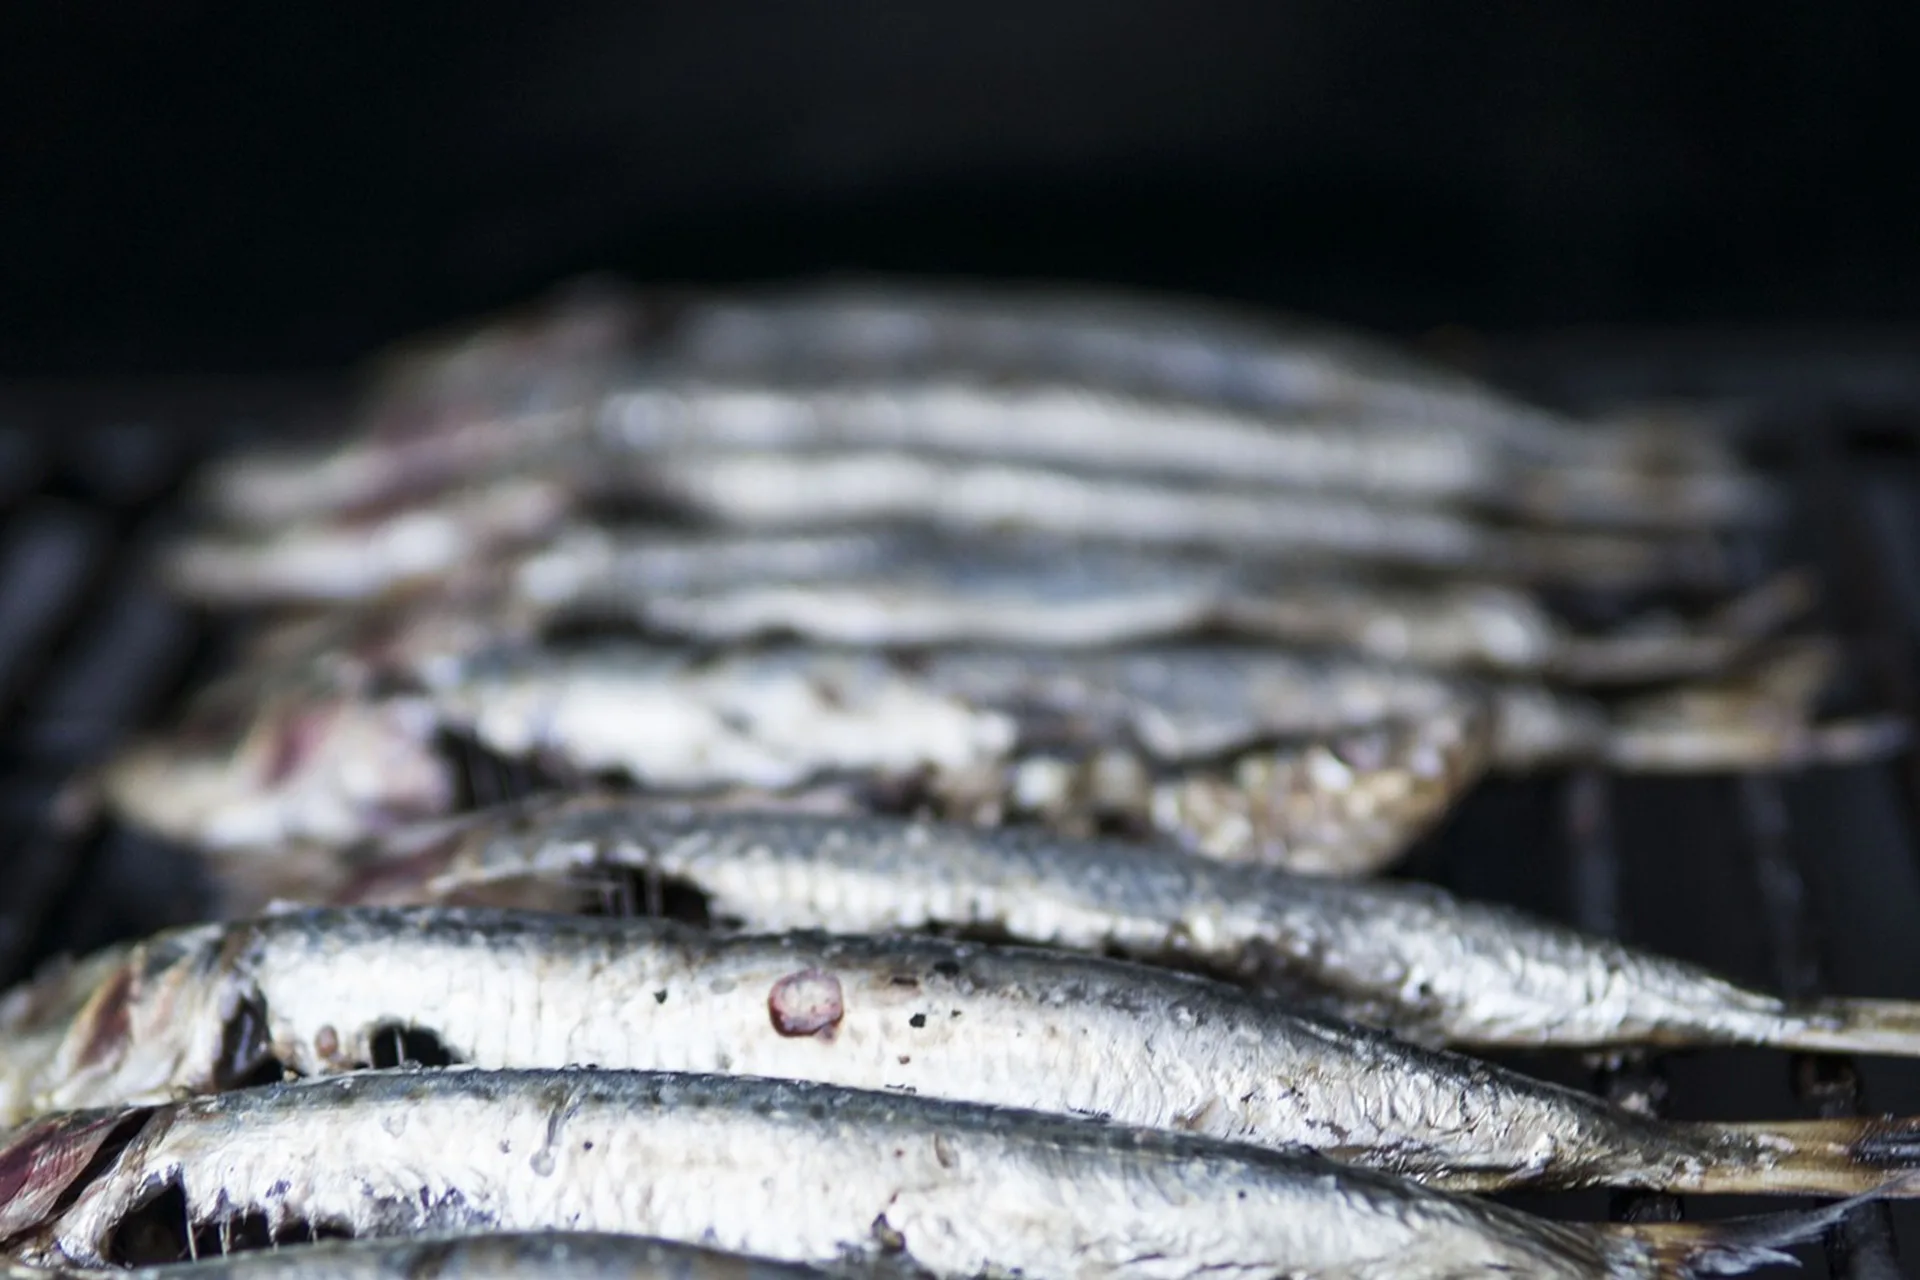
top-left (30, 279), bottom-right (1909, 1277)
top-left (3, 1067), bottom-right (1881, 1278)
top-left (96, 632), bottom-right (1900, 876)
top-left (9, 789), bottom-right (1920, 1275)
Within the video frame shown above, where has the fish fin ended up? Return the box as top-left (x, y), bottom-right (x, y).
top-left (1612, 1176), bottom-right (1914, 1277)
top-left (1670, 1115), bottom-right (1920, 1196)
top-left (1770, 997), bottom-right (1920, 1057)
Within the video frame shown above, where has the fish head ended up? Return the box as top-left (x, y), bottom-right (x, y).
top-left (98, 688), bottom-right (453, 853)
top-left (0, 1105), bottom-right (155, 1254)
top-left (36, 924), bottom-right (264, 1116)
top-left (0, 948), bottom-right (141, 1128)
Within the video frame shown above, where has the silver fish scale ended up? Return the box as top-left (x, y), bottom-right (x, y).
top-left (36, 1070), bottom-right (1623, 1279)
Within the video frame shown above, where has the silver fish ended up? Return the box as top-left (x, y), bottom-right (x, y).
top-left (654, 282), bottom-right (1771, 517)
top-left (10, 905), bottom-right (1920, 1201)
top-left (0, 1069), bottom-right (1869, 1278)
top-left (334, 799), bottom-right (1920, 1057)
top-left (96, 640), bottom-right (1897, 861)
top-left (4, 1233), bottom-right (849, 1280)
top-left (180, 521), bottom-right (1804, 688)
top-left (197, 278), bottom-right (1771, 533)
top-left (519, 532), bottom-right (1809, 683)
top-left (161, 479), bottom-right (570, 607)
top-left (618, 451), bottom-right (1729, 587)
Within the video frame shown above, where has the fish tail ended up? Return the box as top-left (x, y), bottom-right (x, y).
top-left (1664, 1116), bottom-right (1920, 1197)
top-left (1606, 1177), bottom-right (1913, 1277)
top-left (1773, 997), bottom-right (1920, 1057)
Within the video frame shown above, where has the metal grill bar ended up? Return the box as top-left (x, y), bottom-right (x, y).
top-left (1563, 769), bottom-right (1683, 1227)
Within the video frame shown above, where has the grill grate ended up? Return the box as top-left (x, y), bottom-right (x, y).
top-left (0, 354), bottom-right (1916, 1277)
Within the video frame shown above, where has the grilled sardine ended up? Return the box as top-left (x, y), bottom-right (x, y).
top-left (332, 799), bottom-right (1920, 1057)
top-left (0, 1070), bottom-right (1874, 1278)
top-left (7, 906), bottom-right (1919, 1200)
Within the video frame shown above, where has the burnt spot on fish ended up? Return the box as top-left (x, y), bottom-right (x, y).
top-left (886, 974), bottom-right (921, 990)
top-left (367, 1023), bottom-right (462, 1070)
top-left (908, 1013), bottom-right (927, 1029)
top-left (0, 1107), bottom-right (154, 1241)
top-left (769, 969), bottom-right (845, 1039)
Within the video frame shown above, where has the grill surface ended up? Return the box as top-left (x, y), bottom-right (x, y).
top-left (0, 347), bottom-right (1916, 1277)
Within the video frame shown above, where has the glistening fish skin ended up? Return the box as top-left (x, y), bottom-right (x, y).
top-left (520, 533), bottom-right (1805, 683)
top-left (95, 638), bottom-right (1893, 861)
top-left (196, 277), bottom-right (1773, 533)
top-left (625, 450), bottom-right (1726, 587)
top-left (0, 1068), bottom-right (1827, 1279)
top-left (3, 1232), bottom-right (851, 1280)
top-left (10, 906), bottom-right (1920, 1200)
top-left (335, 799), bottom-right (1920, 1058)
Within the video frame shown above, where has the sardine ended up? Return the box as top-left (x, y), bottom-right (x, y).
top-left (97, 640), bottom-right (1897, 860)
top-left (9, 1232), bottom-right (859, 1280)
top-left (10, 905), bottom-right (1920, 1201)
top-left (0, 1069), bottom-right (1874, 1278)
top-left (420, 642), bottom-right (1888, 781)
top-left (161, 479), bottom-right (570, 606)
top-left (619, 451), bottom-right (1729, 587)
top-left (654, 280), bottom-right (1610, 447)
top-left (334, 799), bottom-right (1920, 1057)
top-left (196, 278), bottom-right (1771, 533)
top-left (644, 281), bottom-right (1774, 524)
top-left (187, 521), bottom-right (1807, 688)
top-left (519, 531), bottom-right (1809, 682)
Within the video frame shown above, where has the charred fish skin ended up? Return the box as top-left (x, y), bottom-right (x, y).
top-left (19, 905), bottom-right (1917, 1200)
top-left (340, 800), bottom-right (1920, 1058)
top-left (10, 1068), bottom-right (1645, 1279)
top-left (3, 1232), bottom-right (856, 1280)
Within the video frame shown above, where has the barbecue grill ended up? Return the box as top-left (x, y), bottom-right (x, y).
top-left (0, 341), bottom-right (1913, 1276)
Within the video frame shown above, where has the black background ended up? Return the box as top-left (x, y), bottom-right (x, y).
top-left (2, 2), bottom-right (1916, 373)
